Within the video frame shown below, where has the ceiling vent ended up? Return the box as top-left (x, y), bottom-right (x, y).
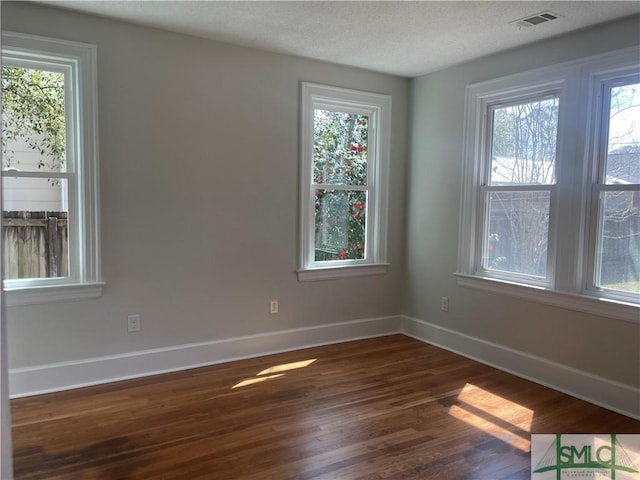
top-left (511, 11), bottom-right (560, 28)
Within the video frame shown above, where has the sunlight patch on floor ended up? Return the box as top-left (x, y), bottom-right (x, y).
top-left (232, 358), bottom-right (317, 389)
top-left (449, 383), bottom-right (534, 452)
top-left (232, 374), bottom-right (285, 389)
top-left (257, 359), bottom-right (317, 376)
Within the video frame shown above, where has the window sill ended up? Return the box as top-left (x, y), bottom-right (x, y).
top-left (454, 274), bottom-right (639, 324)
top-left (297, 263), bottom-right (389, 282)
top-left (4, 282), bottom-right (105, 307)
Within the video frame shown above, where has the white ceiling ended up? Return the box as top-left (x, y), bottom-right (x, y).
top-left (37, 1), bottom-right (640, 77)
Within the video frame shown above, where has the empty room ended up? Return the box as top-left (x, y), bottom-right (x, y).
top-left (0, 1), bottom-right (639, 479)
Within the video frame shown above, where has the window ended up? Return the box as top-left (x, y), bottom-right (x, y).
top-left (2, 32), bottom-right (101, 305)
top-left (458, 47), bottom-right (639, 321)
top-left (298, 83), bottom-right (391, 281)
top-left (482, 95), bottom-right (559, 284)
top-left (588, 74), bottom-right (640, 303)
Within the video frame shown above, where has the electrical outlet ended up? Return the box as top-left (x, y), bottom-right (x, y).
top-left (127, 314), bottom-right (141, 332)
top-left (270, 300), bottom-right (279, 314)
top-left (441, 297), bottom-right (449, 312)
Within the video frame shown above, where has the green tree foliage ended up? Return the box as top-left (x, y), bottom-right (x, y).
top-left (2, 66), bottom-right (66, 171)
top-left (313, 110), bottom-right (368, 261)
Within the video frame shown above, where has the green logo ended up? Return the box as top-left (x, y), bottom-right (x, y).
top-left (533, 434), bottom-right (639, 479)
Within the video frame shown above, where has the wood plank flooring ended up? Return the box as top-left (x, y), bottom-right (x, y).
top-left (11, 335), bottom-right (640, 479)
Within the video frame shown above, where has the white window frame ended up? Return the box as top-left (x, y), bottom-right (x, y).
top-left (585, 69), bottom-right (640, 305)
top-left (457, 47), bottom-right (639, 323)
top-left (2, 32), bottom-right (102, 306)
top-left (297, 83), bottom-right (391, 281)
top-left (478, 91), bottom-right (562, 288)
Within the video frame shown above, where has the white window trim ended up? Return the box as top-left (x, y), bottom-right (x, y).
top-left (583, 69), bottom-right (640, 306)
top-left (478, 91), bottom-right (563, 288)
top-left (2, 32), bottom-right (103, 305)
top-left (297, 82), bottom-right (391, 281)
top-left (458, 46), bottom-right (640, 323)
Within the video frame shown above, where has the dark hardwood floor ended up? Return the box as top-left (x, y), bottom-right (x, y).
top-left (11, 335), bottom-right (640, 479)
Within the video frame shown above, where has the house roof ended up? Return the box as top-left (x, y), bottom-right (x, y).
top-left (491, 148), bottom-right (640, 186)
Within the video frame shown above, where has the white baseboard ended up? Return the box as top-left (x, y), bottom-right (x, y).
top-left (401, 315), bottom-right (640, 421)
top-left (9, 315), bottom-right (402, 398)
top-left (10, 313), bottom-right (639, 421)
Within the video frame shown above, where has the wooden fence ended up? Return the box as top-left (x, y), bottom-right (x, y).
top-left (3, 211), bottom-right (68, 279)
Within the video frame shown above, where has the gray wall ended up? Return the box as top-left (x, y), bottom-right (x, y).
top-left (2, 2), bottom-right (638, 394)
top-left (2, 2), bottom-right (409, 368)
top-left (404, 16), bottom-right (640, 387)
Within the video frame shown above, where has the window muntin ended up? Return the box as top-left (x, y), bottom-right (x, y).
top-left (299, 83), bottom-right (390, 280)
top-left (591, 77), bottom-right (640, 299)
top-left (1, 32), bottom-right (101, 304)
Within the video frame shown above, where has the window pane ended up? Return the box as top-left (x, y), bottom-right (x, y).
top-left (483, 191), bottom-right (550, 277)
top-left (595, 191), bottom-right (640, 294)
top-left (1, 66), bottom-right (66, 173)
top-left (2, 176), bottom-right (67, 212)
top-left (314, 189), bottom-right (366, 261)
top-left (2, 177), bottom-right (69, 279)
top-left (313, 109), bottom-right (367, 186)
top-left (605, 82), bottom-right (640, 185)
top-left (489, 97), bottom-right (558, 185)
